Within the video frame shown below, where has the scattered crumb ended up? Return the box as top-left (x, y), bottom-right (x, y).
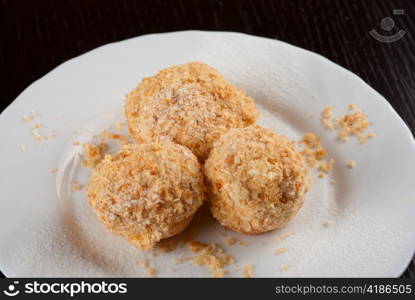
top-left (243, 265), bottom-right (254, 278)
top-left (329, 179), bottom-right (336, 185)
top-left (275, 232), bottom-right (293, 242)
top-left (137, 258), bottom-right (157, 277)
top-left (281, 264), bottom-right (289, 271)
top-left (70, 180), bottom-right (83, 191)
top-left (156, 205), bottom-right (214, 253)
top-left (72, 141), bottom-right (81, 146)
top-left (31, 129), bottom-right (44, 141)
top-left (99, 129), bottom-right (133, 146)
top-left (321, 106), bottom-right (335, 129)
top-left (82, 143), bottom-right (107, 168)
top-left (51, 168), bottom-right (58, 174)
top-left (171, 268), bottom-right (176, 273)
top-left (275, 248), bottom-right (287, 255)
top-left (318, 158), bottom-right (335, 174)
top-left (347, 160), bottom-right (356, 169)
top-left (187, 241), bottom-right (234, 277)
top-left (348, 103), bottom-right (357, 110)
top-left (323, 220), bottom-right (331, 228)
top-left (299, 133), bottom-right (333, 176)
top-left (46, 133), bottom-right (56, 140)
top-left (115, 122), bottom-right (126, 132)
top-left (321, 104), bottom-right (374, 144)
top-left (32, 122), bottom-right (41, 129)
top-left (20, 144), bottom-right (27, 152)
top-left (22, 115), bottom-right (31, 122)
top-left (367, 133), bottom-right (376, 139)
top-left (220, 233), bottom-right (246, 247)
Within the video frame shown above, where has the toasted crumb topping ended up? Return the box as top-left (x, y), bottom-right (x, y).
top-left (125, 62), bottom-right (259, 161)
top-left (347, 160), bottom-right (356, 169)
top-left (244, 265), bottom-right (254, 278)
top-left (318, 158), bottom-right (335, 174)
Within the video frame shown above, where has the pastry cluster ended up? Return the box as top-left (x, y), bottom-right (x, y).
top-left (88, 62), bottom-right (309, 250)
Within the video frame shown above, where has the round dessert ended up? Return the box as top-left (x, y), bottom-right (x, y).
top-left (88, 140), bottom-right (206, 250)
top-left (125, 62), bottom-right (259, 161)
top-left (204, 125), bottom-right (310, 234)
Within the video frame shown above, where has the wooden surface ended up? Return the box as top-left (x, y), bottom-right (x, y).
top-left (0, 0), bottom-right (414, 278)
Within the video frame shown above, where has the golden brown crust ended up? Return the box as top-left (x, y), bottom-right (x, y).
top-left (88, 139), bottom-right (206, 250)
top-left (204, 125), bottom-right (309, 235)
top-left (125, 62), bottom-right (259, 161)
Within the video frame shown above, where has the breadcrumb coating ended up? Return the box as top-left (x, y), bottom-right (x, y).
top-left (125, 62), bottom-right (259, 161)
top-left (205, 125), bottom-right (310, 235)
top-left (82, 143), bottom-right (107, 168)
top-left (88, 140), bottom-right (206, 250)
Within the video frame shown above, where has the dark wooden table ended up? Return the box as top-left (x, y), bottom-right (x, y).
top-left (0, 0), bottom-right (414, 278)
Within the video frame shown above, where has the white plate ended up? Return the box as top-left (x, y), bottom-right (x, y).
top-left (1, 31), bottom-right (414, 277)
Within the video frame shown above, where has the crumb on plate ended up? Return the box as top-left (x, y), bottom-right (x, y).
top-left (244, 265), bottom-right (254, 278)
top-left (275, 248), bottom-right (287, 255)
top-left (82, 142), bottom-right (107, 168)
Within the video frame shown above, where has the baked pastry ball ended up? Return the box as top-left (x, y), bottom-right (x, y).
top-left (125, 62), bottom-right (259, 161)
top-left (88, 140), bottom-right (206, 250)
top-left (205, 125), bottom-right (310, 234)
